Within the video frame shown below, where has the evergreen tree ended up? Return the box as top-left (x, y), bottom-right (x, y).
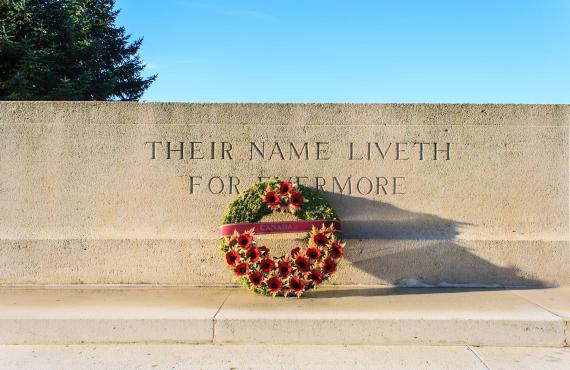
top-left (0, 0), bottom-right (156, 100)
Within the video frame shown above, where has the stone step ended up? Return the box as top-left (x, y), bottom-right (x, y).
top-left (0, 286), bottom-right (568, 347)
top-left (3, 344), bottom-right (570, 370)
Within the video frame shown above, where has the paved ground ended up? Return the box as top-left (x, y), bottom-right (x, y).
top-left (2, 344), bottom-right (570, 370)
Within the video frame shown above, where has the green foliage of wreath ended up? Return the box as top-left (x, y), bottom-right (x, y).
top-left (221, 179), bottom-right (337, 224)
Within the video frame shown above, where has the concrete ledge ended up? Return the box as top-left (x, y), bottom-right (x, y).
top-left (0, 286), bottom-right (568, 346)
top-left (511, 288), bottom-right (570, 346)
top-left (214, 287), bottom-right (567, 346)
top-left (0, 287), bottom-right (231, 344)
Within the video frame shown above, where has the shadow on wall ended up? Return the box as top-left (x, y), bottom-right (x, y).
top-left (321, 192), bottom-right (546, 288)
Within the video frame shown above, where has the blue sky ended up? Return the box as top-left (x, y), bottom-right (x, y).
top-left (116, 0), bottom-right (570, 103)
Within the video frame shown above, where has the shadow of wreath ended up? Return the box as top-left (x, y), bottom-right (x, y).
top-left (316, 192), bottom-right (546, 292)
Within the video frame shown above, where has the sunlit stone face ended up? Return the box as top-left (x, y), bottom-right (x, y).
top-left (0, 102), bottom-right (567, 287)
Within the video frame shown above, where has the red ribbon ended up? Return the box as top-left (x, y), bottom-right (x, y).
top-left (219, 220), bottom-right (341, 237)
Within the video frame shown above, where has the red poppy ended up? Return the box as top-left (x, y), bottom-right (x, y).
top-left (290, 247), bottom-right (301, 258)
top-left (248, 271), bottom-right (263, 286)
top-left (307, 269), bottom-right (324, 283)
top-left (289, 191), bottom-right (303, 208)
top-left (246, 247), bottom-right (261, 262)
top-left (234, 262), bottom-right (249, 277)
top-left (227, 235), bottom-right (238, 247)
top-left (289, 276), bottom-right (306, 293)
top-left (259, 258), bottom-right (275, 273)
top-left (322, 258), bottom-right (337, 274)
top-left (279, 181), bottom-right (292, 196)
top-left (225, 250), bottom-right (240, 266)
top-left (278, 260), bottom-right (292, 278)
top-left (295, 255), bottom-right (311, 273)
top-left (330, 241), bottom-right (343, 259)
top-left (237, 233), bottom-right (253, 249)
top-left (306, 247), bottom-right (321, 260)
top-left (258, 246), bottom-right (270, 256)
top-left (263, 190), bottom-right (280, 207)
top-left (312, 232), bottom-right (328, 247)
top-left (266, 276), bottom-right (283, 293)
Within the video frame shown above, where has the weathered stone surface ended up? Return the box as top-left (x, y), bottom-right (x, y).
top-left (473, 347), bottom-right (570, 370)
top-left (0, 239), bottom-right (566, 286)
top-left (511, 286), bottom-right (570, 319)
top-left (1, 344), bottom-right (490, 370)
top-left (0, 287), bottom-right (231, 344)
top-left (1, 286), bottom-right (566, 346)
top-left (214, 287), bottom-right (565, 346)
top-left (0, 102), bottom-right (568, 285)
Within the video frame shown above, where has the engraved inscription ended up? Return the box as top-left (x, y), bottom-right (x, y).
top-left (144, 140), bottom-right (453, 196)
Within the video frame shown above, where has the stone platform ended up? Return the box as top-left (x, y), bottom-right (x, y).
top-left (1, 286), bottom-right (568, 347)
top-left (1, 103), bottom-right (569, 368)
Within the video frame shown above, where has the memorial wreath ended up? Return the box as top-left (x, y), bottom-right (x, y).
top-left (219, 178), bottom-right (344, 297)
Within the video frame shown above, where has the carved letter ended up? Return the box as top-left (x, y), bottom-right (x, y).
top-left (315, 177), bottom-right (326, 191)
top-left (396, 143), bottom-right (409, 160)
top-left (229, 176), bottom-right (240, 194)
top-left (393, 177), bottom-right (406, 194)
top-left (250, 142), bottom-right (265, 160)
top-left (434, 142), bottom-right (451, 160)
top-left (189, 176), bottom-right (202, 194)
top-left (376, 177), bottom-right (388, 195)
top-left (269, 142), bottom-right (285, 160)
top-left (166, 141), bottom-right (184, 160)
top-left (145, 141), bottom-right (162, 159)
top-left (189, 142), bottom-right (204, 159)
top-left (332, 177), bottom-right (351, 194)
top-left (208, 177), bottom-right (224, 194)
top-left (356, 177), bottom-right (373, 195)
top-left (415, 142), bottom-right (430, 160)
top-left (373, 143), bottom-right (392, 160)
top-left (349, 142), bottom-right (363, 160)
top-left (290, 142), bottom-right (309, 160)
top-left (293, 176), bottom-right (309, 186)
top-left (316, 142), bottom-right (330, 160)
top-left (222, 142), bottom-right (233, 160)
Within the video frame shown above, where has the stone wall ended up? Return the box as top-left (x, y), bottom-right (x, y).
top-left (0, 102), bottom-right (568, 286)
